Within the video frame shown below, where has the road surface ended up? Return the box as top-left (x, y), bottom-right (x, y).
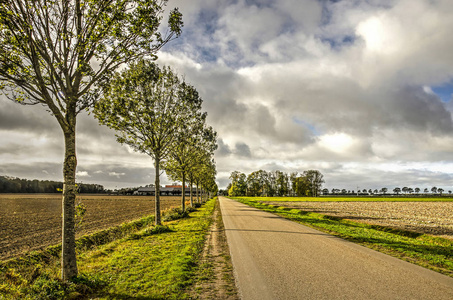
top-left (219, 196), bottom-right (453, 299)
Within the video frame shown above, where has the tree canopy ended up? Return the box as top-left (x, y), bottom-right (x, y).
top-left (94, 60), bottom-right (216, 223)
top-left (164, 100), bottom-right (218, 210)
top-left (0, 0), bottom-right (183, 281)
top-left (228, 169), bottom-right (324, 197)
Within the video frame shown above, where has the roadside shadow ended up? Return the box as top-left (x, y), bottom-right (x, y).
top-left (224, 228), bottom-right (335, 237)
top-left (94, 293), bottom-right (166, 300)
top-left (234, 208), bottom-right (261, 211)
top-left (221, 214), bottom-right (281, 218)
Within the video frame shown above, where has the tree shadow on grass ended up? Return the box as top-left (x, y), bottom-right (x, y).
top-left (224, 228), bottom-right (336, 237)
top-left (94, 292), bottom-right (169, 299)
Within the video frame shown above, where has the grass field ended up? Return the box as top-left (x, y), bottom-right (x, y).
top-left (231, 197), bottom-right (453, 277)
top-left (233, 196), bottom-right (453, 202)
top-left (0, 198), bottom-right (216, 299)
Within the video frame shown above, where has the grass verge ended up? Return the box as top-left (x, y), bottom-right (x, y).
top-left (231, 197), bottom-right (453, 277)
top-left (0, 198), bottom-right (216, 299)
top-left (233, 196), bottom-right (453, 202)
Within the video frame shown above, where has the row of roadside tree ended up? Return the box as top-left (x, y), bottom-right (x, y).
top-left (0, 1), bottom-right (217, 281)
top-left (227, 170), bottom-right (325, 197)
top-left (94, 60), bottom-right (218, 217)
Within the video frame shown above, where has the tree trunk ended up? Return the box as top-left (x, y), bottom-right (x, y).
top-left (189, 178), bottom-right (193, 207)
top-left (181, 172), bottom-right (186, 212)
top-left (155, 157), bottom-right (161, 225)
top-left (61, 125), bottom-right (78, 281)
top-left (196, 183), bottom-right (200, 203)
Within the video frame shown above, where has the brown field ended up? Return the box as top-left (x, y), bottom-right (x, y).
top-left (265, 201), bottom-right (453, 240)
top-left (0, 194), bottom-right (181, 261)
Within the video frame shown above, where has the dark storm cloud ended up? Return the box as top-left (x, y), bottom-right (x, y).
top-left (0, 139), bottom-right (63, 159)
top-left (234, 142), bottom-right (252, 158)
top-left (0, 162), bottom-right (63, 181)
top-left (382, 87), bottom-right (453, 134)
top-left (0, 96), bottom-right (60, 134)
top-left (216, 138), bottom-right (232, 157)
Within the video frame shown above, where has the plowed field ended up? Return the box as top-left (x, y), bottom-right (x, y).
top-left (0, 194), bottom-right (181, 260)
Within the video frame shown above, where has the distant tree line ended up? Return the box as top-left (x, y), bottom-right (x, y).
top-left (227, 170), bottom-right (324, 197)
top-left (324, 186), bottom-right (451, 196)
top-left (0, 175), bottom-right (105, 194)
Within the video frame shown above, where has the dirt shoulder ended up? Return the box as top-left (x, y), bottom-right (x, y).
top-left (189, 199), bottom-right (239, 300)
top-left (264, 201), bottom-right (453, 240)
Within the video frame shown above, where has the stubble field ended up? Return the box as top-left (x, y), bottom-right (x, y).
top-left (262, 200), bottom-right (453, 240)
top-left (0, 194), bottom-right (181, 261)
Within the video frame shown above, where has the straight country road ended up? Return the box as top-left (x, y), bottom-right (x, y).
top-left (219, 196), bottom-right (453, 300)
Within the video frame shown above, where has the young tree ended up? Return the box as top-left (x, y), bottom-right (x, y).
top-left (289, 172), bottom-right (298, 196)
top-left (294, 176), bottom-right (309, 196)
top-left (163, 83), bottom-right (204, 210)
top-left (94, 60), bottom-right (189, 226)
top-left (228, 182), bottom-right (240, 197)
top-left (393, 187), bottom-right (401, 195)
top-left (164, 100), bottom-right (217, 211)
top-left (247, 171), bottom-right (262, 196)
top-left (193, 155), bottom-right (217, 201)
top-left (303, 170), bottom-right (324, 197)
top-left (262, 170), bottom-right (275, 197)
top-left (201, 160), bottom-right (217, 201)
top-left (0, 1), bottom-right (182, 281)
top-left (275, 171), bottom-right (289, 196)
top-left (229, 171), bottom-right (247, 196)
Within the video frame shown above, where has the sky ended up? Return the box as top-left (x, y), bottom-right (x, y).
top-left (2, 0), bottom-right (453, 192)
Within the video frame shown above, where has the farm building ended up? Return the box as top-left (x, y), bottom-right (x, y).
top-left (134, 185), bottom-right (192, 196)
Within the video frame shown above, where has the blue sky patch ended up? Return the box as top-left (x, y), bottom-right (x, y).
top-left (320, 35), bottom-right (356, 50)
top-left (431, 81), bottom-right (453, 103)
top-left (292, 117), bottom-right (321, 136)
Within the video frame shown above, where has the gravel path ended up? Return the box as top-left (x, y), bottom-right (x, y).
top-left (263, 201), bottom-right (453, 239)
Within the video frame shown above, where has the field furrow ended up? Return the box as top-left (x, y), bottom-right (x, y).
top-left (0, 194), bottom-right (182, 260)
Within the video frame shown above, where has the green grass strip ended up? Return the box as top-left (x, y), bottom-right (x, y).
top-left (0, 199), bottom-right (216, 299)
top-left (232, 197), bottom-right (453, 277)
top-left (233, 196), bottom-right (453, 202)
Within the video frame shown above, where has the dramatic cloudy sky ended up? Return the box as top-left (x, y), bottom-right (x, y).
top-left (2, 0), bottom-right (453, 191)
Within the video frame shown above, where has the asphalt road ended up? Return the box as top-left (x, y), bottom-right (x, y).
top-left (219, 196), bottom-right (453, 300)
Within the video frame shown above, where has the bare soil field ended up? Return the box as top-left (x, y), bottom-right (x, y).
top-left (263, 201), bottom-right (453, 240)
top-left (0, 194), bottom-right (181, 261)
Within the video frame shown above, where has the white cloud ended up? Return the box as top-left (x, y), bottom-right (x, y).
top-left (76, 171), bottom-right (91, 177)
top-left (318, 133), bottom-right (356, 154)
top-left (109, 172), bottom-right (126, 178)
